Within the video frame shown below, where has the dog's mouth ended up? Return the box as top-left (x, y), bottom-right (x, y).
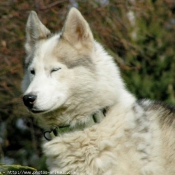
top-left (31, 109), bottom-right (45, 113)
top-left (28, 107), bottom-right (46, 114)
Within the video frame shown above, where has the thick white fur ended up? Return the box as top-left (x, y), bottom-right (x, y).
top-left (23, 8), bottom-right (175, 175)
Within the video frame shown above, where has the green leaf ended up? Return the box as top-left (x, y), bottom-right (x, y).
top-left (0, 164), bottom-right (36, 175)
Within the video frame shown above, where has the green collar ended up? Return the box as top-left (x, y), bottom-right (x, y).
top-left (44, 108), bottom-right (106, 141)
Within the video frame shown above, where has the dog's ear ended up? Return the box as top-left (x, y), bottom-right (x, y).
top-left (62, 8), bottom-right (94, 51)
top-left (25, 11), bottom-right (51, 54)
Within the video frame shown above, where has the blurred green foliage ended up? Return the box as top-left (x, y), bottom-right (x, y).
top-left (0, 164), bottom-right (36, 174)
top-left (0, 0), bottom-right (175, 170)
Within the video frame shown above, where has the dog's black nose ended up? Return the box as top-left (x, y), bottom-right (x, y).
top-left (23, 94), bottom-right (37, 108)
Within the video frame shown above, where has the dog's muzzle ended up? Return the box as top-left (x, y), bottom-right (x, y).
top-left (23, 94), bottom-right (37, 109)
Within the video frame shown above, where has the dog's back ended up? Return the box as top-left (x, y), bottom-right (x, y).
top-left (139, 100), bottom-right (175, 174)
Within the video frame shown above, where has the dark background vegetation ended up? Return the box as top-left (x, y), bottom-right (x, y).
top-left (0, 0), bottom-right (175, 170)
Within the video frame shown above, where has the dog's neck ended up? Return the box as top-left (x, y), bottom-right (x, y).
top-left (43, 108), bottom-right (107, 141)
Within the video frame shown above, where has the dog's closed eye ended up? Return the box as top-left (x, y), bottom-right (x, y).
top-left (51, 68), bottom-right (61, 73)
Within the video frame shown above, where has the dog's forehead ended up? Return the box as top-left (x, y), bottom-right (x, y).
top-left (37, 34), bottom-right (60, 59)
top-left (33, 34), bottom-right (94, 70)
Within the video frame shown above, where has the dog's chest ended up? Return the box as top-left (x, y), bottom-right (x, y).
top-left (43, 118), bottom-right (147, 174)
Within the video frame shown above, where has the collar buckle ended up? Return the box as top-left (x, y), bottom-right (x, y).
top-left (43, 127), bottom-right (59, 141)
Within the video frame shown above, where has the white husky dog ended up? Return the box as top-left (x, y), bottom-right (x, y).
top-left (22, 8), bottom-right (175, 175)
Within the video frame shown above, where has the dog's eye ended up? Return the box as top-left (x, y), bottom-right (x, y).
top-left (51, 68), bottom-right (61, 73)
top-left (30, 69), bottom-right (35, 75)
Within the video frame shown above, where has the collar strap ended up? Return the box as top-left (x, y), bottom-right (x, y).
top-left (44, 108), bottom-right (106, 141)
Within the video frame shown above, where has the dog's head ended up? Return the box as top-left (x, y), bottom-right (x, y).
top-left (22, 8), bottom-right (95, 115)
top-left (22, 8), bottom-right (127, 128)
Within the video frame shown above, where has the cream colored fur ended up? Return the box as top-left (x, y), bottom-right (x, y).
top-left (22, 8), bottom-right (175, 175)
